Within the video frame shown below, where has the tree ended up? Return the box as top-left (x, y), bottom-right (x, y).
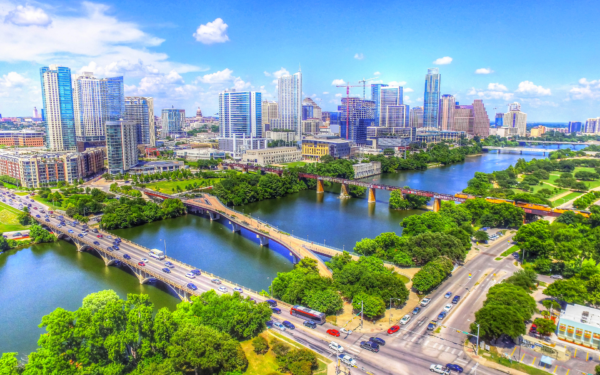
top-left (533, 318), bottom-right (557, 335)
top-left (474, 304), bottom-right (527, 339)
top-left (400, 211), bottom-right (456, 236)
top-left (504, 269), bottom-right (538, 292)
top-left (29, 225), bottom-right (56, 244)
top-left (17, 206), bottom-right (31, 226)
top-left (411, 257), bottom-right (454, 293)
top-left (474, 231), bottom-right (489, 242)
top-left (304, 289), bottom-right (343, 315)
top-left (352, 292), bottom-right (385, 319)
top-left (82, 289), bottom-right (120, 313)
top-left (484, 283), bottom-right (537, 321)
top-left (544, 279), bottom-right (588, 304)
top-left (0, 353), bottom-right (21, 375)
top-left (252, 336), bottom-right (269, 355)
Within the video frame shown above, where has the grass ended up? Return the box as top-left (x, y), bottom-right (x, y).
top-left (500, 245), bottom-right (520, 257)
top-left (2, 182), bottom-right (18, 189)
top-left (482, 347), bottom-right (551, 375)
top-left (145, 178), bottom-right (222, 193)
top-left (31, 196), bottom-right (63, 211)
top-left (0, 201), bottom-right (28, 232)
top-left (398, 274), bottom-right (411, 284)
top-left (239, 332), bottom-right (281, 375)
top-left (15, 192), bottom-right (29, 196)
top-left (553, 191), bottom-right (584, 205)
top-left (494, 257), bottom-right (503, 261)
top-left (280, 161), bottom-right (307, 168)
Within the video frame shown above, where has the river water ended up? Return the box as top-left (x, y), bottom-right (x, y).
top-left (0, 144), bottom-right (586, 356)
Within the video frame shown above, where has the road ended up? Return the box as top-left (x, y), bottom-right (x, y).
top-left (3, 189), bottom-right (513, 375)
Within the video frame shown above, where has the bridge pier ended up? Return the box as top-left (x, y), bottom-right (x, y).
top-left (230, 221), bottom-right (241, 232)
top-left (316, 180), bottom-right (324, 194)
top-left (208, 212), bottom-right (220, 221)
top-left (257, 234), bottom-right (269, 247)
top-left (340, 183), bottom-right (350, 199)
top-left (368, 188), bottom-right (376, 203)
top-left (432, 198), bottom-right (442, 212)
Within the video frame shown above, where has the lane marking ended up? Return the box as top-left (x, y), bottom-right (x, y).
top-left (565, 369), bottom-right (569, 375)
top-left (445, 346), bottom-right (450, 352)
top-left (424, 340), bottom-right (429, 346)
top-left (574, 348), bottom-right (577, 358)
top-left (432, 343), bottom-right (439, 349)
top-left (511, 346), bottom-right (517, 357)
top-left (411, 336), bottom-right (417, 342)
top-left (553, 365), bottom-right (557, 374)
top-left (451, 349), bottom-right (456, 354)
top-left (586, 351), bottom-right (590, 361)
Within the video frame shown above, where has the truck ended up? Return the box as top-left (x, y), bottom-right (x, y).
top-left (429, 364), bottom-right (450, 374)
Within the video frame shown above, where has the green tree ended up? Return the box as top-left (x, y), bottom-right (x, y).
top-left (504, 269), bottom-right (538, 292)
top-left (411, 257), bottom-right (454, 293)
top-left (304, 289), bottom-right (343, 315)
top-left (82, 289), bottom-right (120, 313)
top-left (252, 336), bottom-right (269, 355)
top-left (0, 353), bottom-right (21, 375)
top-left (29, 225), bottom-right (56, 244)
top-left (474, 304), bottom-right (527, 339)
top-left (484, 283), bottom-right (537, 321)
top-left (351, 292), bottom-right (386, 319)
top-left (544, 279), bottom-right (588, 304)
top-left (533, 318), bottom-right (557, 335)
top-left (474, 231), bottom-right (489, 242)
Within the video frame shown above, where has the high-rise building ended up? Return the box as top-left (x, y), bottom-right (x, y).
top-left (423, 68), bottom-right (441, 128)
top-left (339, 97), bottom-right (375, 145)
top-left (371, 83), bottom-right (388, 127)
top-left (302, 98), bottom-right (322, 122)
top-left (438, 94), bottom-right (455, 131)
top-left (568, 121), bottom-right (582, 134)
top-left (40, 65), bottom-right (77, 151)
top-left (125, 97), bottom-right (155, 146)
top-left (453, 105), bottom-right (473, 134)
top-left (106, 120), bottom-right (138, 174)
top-left (409, 106), bottom-right (424, 128)
top-left (219, 90), bottom-right (262, 139)
top-left (161, 108), bottom-right (185, 137)
top-left (585, 118), bottom-right (600, 134)
top-left (72, 72), bottom-right (124, 150)
top-left (378, 87), bottom-right (403, 127)
top-left (277, 70), bottom-right (302, 140)
top-left (33, 107), bottom-right (39, 118)
top-left (503, 103), bottom-right (527, 136)
top-left (382, 105), bottom-right (408, 127)
top-left (261, 101), bottom-right (278, 134)
top-left (495, 113), bottom-right (504, 127)
top-left (451, 100), bottom-right (490, 137)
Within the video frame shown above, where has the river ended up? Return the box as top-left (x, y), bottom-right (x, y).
top-left (0, 144), bottom-right (586, 356)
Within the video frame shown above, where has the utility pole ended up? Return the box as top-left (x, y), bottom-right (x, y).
top-left (360, 300), bottom-right (364, 329)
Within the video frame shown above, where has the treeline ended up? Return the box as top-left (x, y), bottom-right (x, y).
top-left (412, 257), bottom-right (454, 293)
top-left (0, 289), bottom-right (273, 375)
top-left (573, 191), bottom-right (600, 209)
top-left (0, 175), bottom-right (20, 187)
top-left (100, 197), bottom-right (186, 229)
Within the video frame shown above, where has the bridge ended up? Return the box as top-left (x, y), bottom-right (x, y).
top-left (483, 146), bottom-right (598, 156)
top-left (516, 140), bottom-right (596, 145)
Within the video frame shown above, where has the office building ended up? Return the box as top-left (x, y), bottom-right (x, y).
top-left (409, 106), bottom-right (424, 128)
top-left (161, 108), bottom-right (185, 137)
top-left (530, 126), bottom-right (547, 137)
top-left (219, 90), bottom-right (262, 139)
top-left (339, 97), bottom-right (375, 145)
top-left (40, 65), bottom-right (77, 151)
top-left (0, 130), bottom-right (44, 147)
top-left (106, 120), bottom-right (138, 174)
top-left (438, 95), bottom-right (455, 131)
top-left (125, 97), bottom-right (155, 146)
top-left (241, 147), bottom-right (302, 165)
top-left (378, 86), bottom-right (403, 127)
top-left (382, 105), bottom-right (408, 127)
top-left (503, 103), bottom-right (527, 136)
top-left (585, 118), bottom-right (600, 134)
top-left (261, 101), bottom-right (278, 134)
top-left (128, 160), bottom-right (187, 175)
top-left (217, 136), bottom-right (268, 156)
top-left (415, 128), bottom-right (466, 144)
top-left (174, 148), bottom-right (225, 161)
top-left (277, 70), bottom-right (302, 140)
top-left (557, 303), bottom-right (600, 349)
top-left (302, 119), bottom-right (323, 134)
top-left (568, 121), bottom-right (582, 134)
top-left (495, 113), bottom-right (504, 127)
top-left (451, 100), bottom-right (489, 137)
top-left (353, 161), bottom-right (382, 179)
top-left (371, 83), bottom-right (388, 126)
top-left (423, 68), bottom-right (441, 128)
top-left (301, 136), bottom-right (351, 160)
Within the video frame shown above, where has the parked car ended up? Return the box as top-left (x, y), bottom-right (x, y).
top-left (282, 321), bottom-right (295, 329)
top-left (387, 325), bottom-right (400, 335)
top-left (445, 364), bottom-right (464, 373)
top-left (329, 341), bottom-right (344, 353)
top-left (421, 298), bottom-right (431, 306)
top-left (360, 341), bottom-right (379, 353)
top-left (444, 292), bottom-right (452, 298)
top-left (327, 329), bottom-right (341, 337)
top-left (369, 337), bottom-right (386, 346)
top-left (400, 314), bottom-right (412, 325)
top-left (452, 295), bottom-right (461, 304)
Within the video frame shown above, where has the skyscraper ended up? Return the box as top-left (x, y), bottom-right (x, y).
top-left (585, 118), bottom-right (600, 134)
top-left (378, 87), bottom-right (403, 127)
top-left (106, 120), bottom-right (138, 174)
top-left (339, 97), bottom-right (375, 145)
top-left (261, 101), bottom-right (278, 134)
top-left (40, 65), bottom-right (77, 151)
top-left (382, 105), bottom-right (408, 127)
top-left (161, 108), bottom-right (185, 137)
top-left (503, 103), bottom-right (527, 136)
top-left (568, 121), bottom-right (582, 134)
top-left (451, 100), bottom-right (490, 137)
top-left (438, 94), bottom-right (455, 131)
top-left (277, 70), bottom-right (302, 140)
top-left (302, 98), bottom-right (322, 121)
top-left (125, 97), bottom-right (155, 146)
top-left (33, 107), bottom-right (39, 118)
top-left (472, 100), bottom-right (490, 137)
top-left (219, 90), bottom-right (262, 138)
top-left (409, 106), bottom-right (424, 128)
top-left (423, 68), bottom-right (441, 128)
top-left (371, 83), bottom-right (388, 126)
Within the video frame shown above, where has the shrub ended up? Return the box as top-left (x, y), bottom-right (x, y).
top-left (252, 335), bottom-right (269, 355)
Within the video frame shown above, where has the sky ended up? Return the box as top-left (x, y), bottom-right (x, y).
top-left (0, 0), bottom-right (598, 122)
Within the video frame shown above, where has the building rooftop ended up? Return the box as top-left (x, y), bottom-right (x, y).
top-left (303, 136), bottom-right (349, 143)
top-left (562, 304), bottom-right (600, 328)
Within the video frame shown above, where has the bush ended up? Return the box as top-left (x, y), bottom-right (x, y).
top-left (411, 257), bottom-right (454, 293)
top-left (573, 191), bottom-right (600, 209)
top-left (252, 336), bottom-right (269, 355)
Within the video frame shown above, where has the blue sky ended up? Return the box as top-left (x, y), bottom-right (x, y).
top-left (0, 0), bottom-right (598, 121)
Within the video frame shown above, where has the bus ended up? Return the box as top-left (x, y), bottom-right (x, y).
top-left (148, 249), bottom-right (165, 260)
top-left (290, 305), bottom-right (326, 325)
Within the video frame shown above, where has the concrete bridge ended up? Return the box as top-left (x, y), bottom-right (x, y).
top-left (483, 146), bottom-right (598, 156)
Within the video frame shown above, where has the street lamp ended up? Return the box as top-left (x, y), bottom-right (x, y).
top-left (160, 238), bottom-right (167, 257)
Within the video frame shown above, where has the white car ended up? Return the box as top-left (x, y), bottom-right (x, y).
top-left (430, 364), bottom-right (450, 374)
top-left (329, 341), bottom-right (344, 353)
top-left (443, 304), bottom-right (453, 313)
top-left (218, 286), bottom-right (228, 293)
top-left (185, 272), bottom-right (196, 279)
top-left (273, 322), bottom-right (286, 332)
top-left (400, 314), bottom-right (412, 325)
top-left (141, 258), bottom-right (149, 263)
top-left (340, 327), bottom-right (352, 335)
top-left (338, 354), bottom-right (356, 367)
top-left (421, 298), bottom-right (431, 306)
top-left (233, 287), bottom-right (243, 293)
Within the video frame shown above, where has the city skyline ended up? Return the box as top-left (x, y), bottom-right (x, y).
top-left (0, 1), bottom-right (598, 121)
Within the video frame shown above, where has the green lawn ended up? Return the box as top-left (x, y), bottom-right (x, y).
top-left (280, 161), bottom-right (307, 168)
top-left (145, 178), bottom-right (222, 193)
top-left (0, 201), bottom-right (28, 232)
top-left (500, 245), bottom-right (519, 257)
top-left (398, 274), bottom-right (411, 284)
top-left (31, 196), bottom-right (63, 211)
top-left (15, 192), bottom-right (29, 196)
top-left (554, 191), bottom-right (584, 205)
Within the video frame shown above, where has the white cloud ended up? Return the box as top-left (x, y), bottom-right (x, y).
top-left (4, 5), bottom-right (51, 27)
top-left (515, 81), bottom-right (551, 96)
top-left (322, 91), bottom-right (329, 95)
top-left (193, 18), bottom-right (229, 44)
top-left (520, 98), bottom-right (559, 108)
top-left (374, 72), bottom-right (380, 76)
top-left (354, 53), bottom-right (364, 60)
top-left (404, 96), bottom-right (411, 104)
top-left (332, 79), bottom-right (346, 86)
top-left (264, 71), bottom-right (271, 77)
top-left (195, 68), bottom-right (250, 90)
top-left (568, 78), bottom-right (600, 100)
top-left (475, 68), bottom-right (493, 75)
top-left (487, 83), bottom-right (508, 91)
top-left (404, 88), bottom-right (414, 93)
top-left (311, 94), bottom-right (317, 98)
top-left (272, 68), bottom-right (290, 78)
top-left (0, 72), bottom-right (30, 87)
top-left (433, 56), bottom-right (452, 65)
top-left (387, 81), bottom-right (407, 87)
top-left (335, 93), bottom-right (343, 97)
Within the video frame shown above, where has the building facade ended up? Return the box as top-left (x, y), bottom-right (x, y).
top-left (301, 137), bottom-right (351, 160)
top-left (241, 147), bottom-right (302, 165)
top-left (339, 97), bottom-right (375, 145)
top-left (503, 103), bottom-right (527, 136)
top-left (568, 121), bottom-right (582, 134)
top-left (161, 108), bottom-right (185, 137)
top-left (378, 86), bottom-right (403, 126)
top-left (495, 113), bottom-right (504, 127)
top-left (353, 161), bottom-right (382, 179)
top-left (585, 118), bottom-right (600, 134)
top-left (438, 94), bottom-right (455, 131)
top-left (557, 304), bottom-right (600, 349)
top-left (382, 105), bottom-right (408, 128)
top-left (219, 90), bottom-right (262, 139)
top-left (302, 98), bottom-right (322, 122)
top-left (217, 136), bottom-right (268, 157)
top-left (265, 130), bottom-right (297, 143)
top-left (409, 106), bottom-right (424, 128)
top-left (40, 65), bottom-right (77, 151)
top-left (174, 148), bottom-right (226, 161)
top-left (106, 120), bottom-right (138, 175)
top-left (125, 96), bottom-right (155, 146)
top-left (371, 83), bottom-right (388, 127)
top-left (277, 70), bottom-right (302, 141)
top-left (261, 101), bottom-right (278, 134)
top-left (0, 131), bottom-right (44, 147)
top-left (423, 68), bottom-right (441, 128)
top-left (302, 119), bottom-right (322, 134)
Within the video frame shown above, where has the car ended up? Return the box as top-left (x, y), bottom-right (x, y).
top-left (233, 287), bottom-right (243, 293)
top-left (141, 258), bottom-right (148, 263)
top-left (164, 261), bottom-right (174, 268)
top-left (185, 272), bottom-right (196, 279)
top-left (421, 298), bottom-right (432, 306)
top-left (430, 364), bottom-right (450, 374)
top-left (265, 299), bottom-right (277, 307)
top-left (360, 341), bottom-right (380, 353)
top-left (218, 286), bottom-right (228, 292)
top-left (138, 262), bottom-right (145, 266)
top-left (340, 327), bottom-right (352, 335)
top-left (190, 269), bottom-right (201, 276)
top-left (35, 214), bottom-right (40, 218)
top-left (303, 320), bottom-right (317, 329)
top-left (113, 246), bottom-right (119, 250)
top-left (437, 311), bottom-right (447, 321)
top-left (33, 207), bottom-right (37, 210)
top-left (271, 307), bottom-right (281, 314)
top-left (272, 322), bottom-right (286, 331)
top-left (162, 268), bottom-right (171, 273)
top-left (445, 364), bottom-right (464, 373)
top-left (452, 295), bottom-right (461, 304)
top-left (123, 254), bottom-right (131, 260)
top-left (45, 219), bottom-right (50, 222)
top-left (282, 321), bottom-right (295, 329)
top-left (413, 306), bottom-right (422, 315)
top-left (68, 229), bottom-right (74, 233)
top-left (107, 236), bottom-right (113, 239)
top-left (92, 229), bottom-right (98, 233)
top-left (329, 341), bottom-right (344, 353)
top-left (444, 292), bottom-right (452, 298)
top-left (427, 321), bottom-right (437, 331)
top-left (551, 275), bottom-right (563, 279)
top-left (97, 234), bottom-right (103, 238)
top-left (327, 329), bottom-right (341, 337)
top-left (187, 283), bottom-right (197, 291)
top-left (93, 241), bottom-right (100, 245)
top-left (338, 354), bottom-right (356, 367)
top-left (444, 304), bottom-right (453, 312)
top-left (400, 314), bottom-right (412, 325)
top-left (211, 278), bottom-right (222, 285)
top-left (387, 325), bottom-right (400, 335)
top-left (369, 337), bottom-right (386, 346)
top-left (266, 320), bottom-right (274, 328)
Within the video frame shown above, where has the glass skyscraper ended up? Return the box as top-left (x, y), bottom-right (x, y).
top-left (219, 90), bottom-right (262, 138)
top-left (106, 120), bottom-right (138, 175)
top-left (125, 97), bottom-right (155, 146)
top-left (277, 70), bottom-right (302, 141)
top-left (495, 113), bottom-right (504, 127)
top-left (161, 108), bottom-right (185, 137)
top-left (379, 87), bottom-right (403, 127)
top-left (423, 68), bottom-right (441, 128)
top-left (339, 97), bottom-right (375, 145)
top-left (568, 121), bottom-right (582, 134)
top-left (40, 65), bottom-right (77, 151)
top-left (370, 83), bottom-right (388, 126)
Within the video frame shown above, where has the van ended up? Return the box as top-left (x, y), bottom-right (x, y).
top-left (266, 299), bottom-right (277, 307)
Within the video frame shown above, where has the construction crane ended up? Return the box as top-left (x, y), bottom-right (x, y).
top-left (358, 77), bottom-right (377, 99)
top-left (336, 82), bottom-right (364, 140)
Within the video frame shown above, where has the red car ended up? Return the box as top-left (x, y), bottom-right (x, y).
top-left (387, 325), bottom-right (400, 335)
top-left (327, 329), bottom-right (340, 337)
top-left (97, 235), bottom-right (103, 238)
top-left (138, 262), bottom-right (145, 267)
